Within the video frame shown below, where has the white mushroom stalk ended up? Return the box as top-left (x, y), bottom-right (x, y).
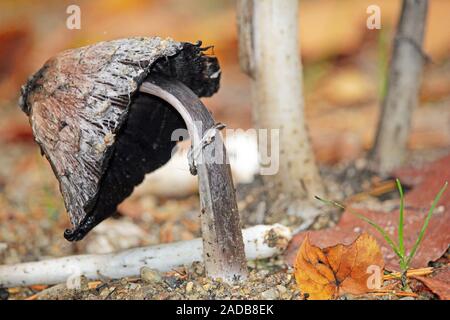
top-left (0, 224), bottom-right (291, 288)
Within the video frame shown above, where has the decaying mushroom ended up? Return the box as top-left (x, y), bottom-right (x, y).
top-left (18, 37), bottom-right (247, 281)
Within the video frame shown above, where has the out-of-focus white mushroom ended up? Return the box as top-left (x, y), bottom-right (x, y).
top-left (132, 131), bottom-right (259, 198)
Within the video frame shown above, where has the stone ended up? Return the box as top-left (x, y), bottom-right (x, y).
top-left (140, 267), bottom-right (162, 283)
top-left (261, 288), bottom-right (279, 300)
top-left (186, 281), bottom-right (194, 293)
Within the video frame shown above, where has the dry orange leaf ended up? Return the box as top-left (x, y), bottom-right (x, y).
top-left (413, 265), bottom-right (450, 300)
top-left (294, 233), bottom-right (384, 300)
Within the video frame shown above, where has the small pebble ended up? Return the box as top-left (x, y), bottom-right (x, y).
top-left (186, 281), bottom-right (194, 293)
top-left (140, 267), bottom-right (162, 283)
top-left (203, 283), bottom-right (211, 291)
top-left (164, 276), bottom-right (183, 288)
top-left (128, 283), bottom-right (140, 291)
top-left (261, 288), bottom-right (279, 300)
top-left (99, 287), bottom-right (115, 298)
top-left (276, 285), bottom-right (287, 294)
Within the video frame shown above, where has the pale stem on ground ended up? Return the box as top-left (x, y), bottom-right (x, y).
top-left (0, 224), bottom-right (292, 288)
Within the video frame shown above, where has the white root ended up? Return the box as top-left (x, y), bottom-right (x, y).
top-left (0, 224), bottom-right (291, 288)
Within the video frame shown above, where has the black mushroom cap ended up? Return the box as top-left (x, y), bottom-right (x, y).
top-left (19, 37), bottom-right (221, 241)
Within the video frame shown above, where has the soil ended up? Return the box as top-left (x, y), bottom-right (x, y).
top-left (3, 257), bottom-right (440, 301)
top-left (1, 0), bottom-right (450, 302)
top-left (0, 131), bottom-right (447, 300)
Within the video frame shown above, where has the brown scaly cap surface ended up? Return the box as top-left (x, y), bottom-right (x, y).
top-left (19, 37), bottom-right (221, 241)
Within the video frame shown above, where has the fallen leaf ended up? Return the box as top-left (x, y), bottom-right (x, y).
top-left (393, 154), bottom-right (450, 209)
top-left (287, 153), bottom-right (450, 271)
top-left (413, 265), bottom-right (450, 300)
top-left (294, 233), bottom-right (384, 300)
top-left (29, 285), bottom-right (48, 291)
top-left (288, 207), bottom-right (448, 271)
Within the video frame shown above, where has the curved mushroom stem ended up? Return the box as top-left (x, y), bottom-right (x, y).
top-left (139, 75), bottom-right (248, 282)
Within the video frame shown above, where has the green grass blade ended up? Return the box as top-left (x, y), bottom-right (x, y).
top-left (314, 196), bottom-right (346, 210)
top-left (396, 179), bottom-right (405, 259)
top-left (315, 196), bottom-right (403, 259)
top-left (405, 181), bottom-right (448, 268)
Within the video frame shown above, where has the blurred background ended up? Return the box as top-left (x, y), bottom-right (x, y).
top-left (0, 0), bottom-right (449, 263)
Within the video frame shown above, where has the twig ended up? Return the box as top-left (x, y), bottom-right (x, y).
top-left (371, 290), bottom-right (418, 298)
top-left (383, 267), bottom-right (434, 281)
top-left (88, 281), bottom-right (102, 290)
top-left (347, 180), bottom-right (396, 202)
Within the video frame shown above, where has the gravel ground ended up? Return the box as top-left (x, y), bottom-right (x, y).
top-left (0, 114), bottom-right (447, 300)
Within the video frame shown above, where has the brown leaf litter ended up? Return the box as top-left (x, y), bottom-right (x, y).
top-left (287, 154), bottom-right (450, 272)
top-left (294, 233), bottom-right (384, 300)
